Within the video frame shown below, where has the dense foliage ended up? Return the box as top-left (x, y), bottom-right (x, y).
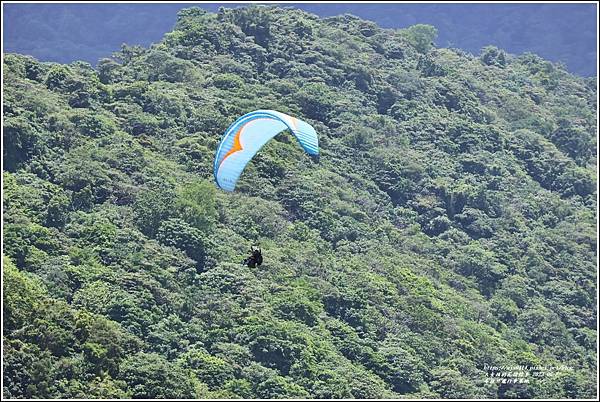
top-left (3, 6), bottom-right (597, 399)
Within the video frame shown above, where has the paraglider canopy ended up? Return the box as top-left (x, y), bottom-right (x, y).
top-left (213, 110), bottom-right (319, 192)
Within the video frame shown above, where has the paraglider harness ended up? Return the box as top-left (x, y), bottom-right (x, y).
top-left (243, 245), bottom-right (263, 268)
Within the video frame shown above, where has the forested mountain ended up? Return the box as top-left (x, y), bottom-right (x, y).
top-left (3, 6), bottom-right (597, 399)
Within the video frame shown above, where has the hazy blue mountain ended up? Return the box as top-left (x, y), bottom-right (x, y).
top-left (3, 3), bottom-right (597, 76)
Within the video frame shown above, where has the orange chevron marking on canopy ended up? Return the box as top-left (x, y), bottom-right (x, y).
top-left (219, 118), bottom-right (270, 167)
top-left (220, 126), bottom-right (244, 167)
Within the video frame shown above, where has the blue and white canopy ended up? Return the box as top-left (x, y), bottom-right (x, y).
top-left (214, 110), bottom-right (319, 192)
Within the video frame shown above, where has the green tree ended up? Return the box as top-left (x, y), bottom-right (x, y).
top-left (118, 352), bottom-right (198, 398)
top-left (403, 24), bottom-right (438, 53)
top-left (174, 180), bottom-right (218, 232)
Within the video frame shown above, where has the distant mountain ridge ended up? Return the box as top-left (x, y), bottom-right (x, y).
top-left (3, 3), bottom-right (597, 76)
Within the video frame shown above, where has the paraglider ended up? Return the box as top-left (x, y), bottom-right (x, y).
top-left (214, 110), bottom-right (319, 268)
top-left (243, 245), bottom-right (263, 268)
top-left (213, 110), bottom-right (319, 192)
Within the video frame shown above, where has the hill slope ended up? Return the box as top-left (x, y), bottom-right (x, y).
top-left (3, 6), bottom-right (597, 399)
